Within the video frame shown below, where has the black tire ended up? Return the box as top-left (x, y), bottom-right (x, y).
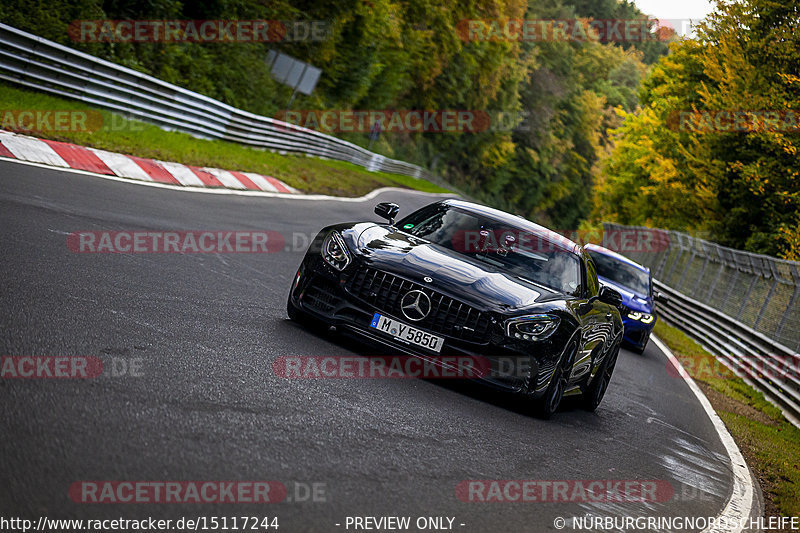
top-left (583, 342), bottom-right (620, 412)
top-left (533, 343), bottom-right (576, 419)
top-left (628, 332), bottom-right (650, 355)
top-left (535, 365), bottom-right (567, 419)
top-left (632, 341), bottom-right (647, 355)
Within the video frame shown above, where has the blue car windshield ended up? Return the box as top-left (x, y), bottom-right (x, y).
top-left (398, 205), bottom-right (581, 295)
top-left (590, 252), bottom-right (650, 296)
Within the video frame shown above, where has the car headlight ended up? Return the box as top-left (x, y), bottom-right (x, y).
top-left (321, 231), bottom-right (351, 270)
top-left (627, 311), bottom-right (654, 324)
top-left (506, 314), bottom-right (560, 341)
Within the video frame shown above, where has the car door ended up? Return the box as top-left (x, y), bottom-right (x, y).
top-left (569, 254), bottom-right (605, 382)
top-left (587, 256), bottom-right (616, 348)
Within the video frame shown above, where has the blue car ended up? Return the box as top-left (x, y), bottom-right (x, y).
top-left (585, 244), bottom-right (665, 354)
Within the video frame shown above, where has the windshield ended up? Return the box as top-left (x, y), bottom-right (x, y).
top-left (589, 251), bottom-right (650, 296)
top-left (397, 204), bottom-right (581, 295)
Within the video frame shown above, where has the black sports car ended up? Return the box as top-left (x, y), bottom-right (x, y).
top-left (287, 199), bottom-right (624, 417)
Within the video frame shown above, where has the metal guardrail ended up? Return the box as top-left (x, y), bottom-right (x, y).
top-left (602, 223), bottom-right (800, 424)
top-left (655, 280), bottom-right (800, 424)
top-left (0, 23), bottom-right (439, 183)
top-left (604, 223), bottom-right (800, 351)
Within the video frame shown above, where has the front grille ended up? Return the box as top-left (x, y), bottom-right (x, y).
top-left (626, 329), bottom-right (648, 344)
top-left (343, 267), bottom-right (492, 343)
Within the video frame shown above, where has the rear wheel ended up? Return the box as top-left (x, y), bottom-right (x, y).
top-left (583, 343), bottom-right (620, 412)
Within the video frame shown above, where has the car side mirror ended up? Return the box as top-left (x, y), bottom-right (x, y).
top-left (598, 286), bottom-right (624, 308)
top-left (375, 202), bottom-right (400, 225)
top-left (654, 291), bottom-right (669, 304)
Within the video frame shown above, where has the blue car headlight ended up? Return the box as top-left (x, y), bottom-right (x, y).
top-left (627, 311), bottom-right (654, 324)
top-left (505, 314), bottom-right (560, 341)
top-left (321, 231), bottom-right (351, 271)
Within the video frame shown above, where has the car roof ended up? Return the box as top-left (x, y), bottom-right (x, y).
top-left (440, 199), bottom-right (580, 253)
top-left (584, 243), bottom-right (650, 273)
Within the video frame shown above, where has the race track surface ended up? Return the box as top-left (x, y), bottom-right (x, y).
top-left (0, 160), bottom-right (734, 531)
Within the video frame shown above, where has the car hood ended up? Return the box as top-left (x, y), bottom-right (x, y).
top-left (346, 224), bottom-right (562, 312)
top-left (597, 276), bottom-right (652, 312)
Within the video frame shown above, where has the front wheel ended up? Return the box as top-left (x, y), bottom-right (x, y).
top-left (535, 365), bottom-right (568, 419)
top-left (533, 343), bottom-right (576, 419)
top-left (583, 342), bottom-right (620, 412)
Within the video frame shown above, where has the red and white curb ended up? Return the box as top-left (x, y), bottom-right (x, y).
top-left (0, 130), bottom-right (298, 194)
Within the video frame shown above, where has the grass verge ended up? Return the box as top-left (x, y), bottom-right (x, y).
top-left (654, 321), bottom-right (800, 521)
top-left (0, 83), bottom-right (450, 197)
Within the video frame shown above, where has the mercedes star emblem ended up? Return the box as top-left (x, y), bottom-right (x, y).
top-left (400, 290), bottom-right (432, 321)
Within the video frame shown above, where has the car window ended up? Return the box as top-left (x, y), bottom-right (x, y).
top-left (398, 204), bottom-right (580, 295)
top-left (589, 251), bottom-right (650, 296)
top-left (586, 256), bottom-right (599, 298)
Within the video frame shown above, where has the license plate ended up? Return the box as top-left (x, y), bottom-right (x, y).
top-left (369, 313), bottom-right (444, 353)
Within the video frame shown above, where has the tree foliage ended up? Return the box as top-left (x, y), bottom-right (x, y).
top-left (1, 0), bottom-right (666, 232)
top-left (596, 0), bottom-right (800, 259)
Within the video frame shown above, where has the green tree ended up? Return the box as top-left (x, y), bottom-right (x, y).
top-left (596, 0), bottom-right (800, 259)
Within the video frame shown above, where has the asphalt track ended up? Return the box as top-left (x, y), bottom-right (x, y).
top-left (0, 160), bottom-right (739, 531)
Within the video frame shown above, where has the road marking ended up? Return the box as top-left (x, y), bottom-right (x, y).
top-left (652, 336), bottom-right (760, 533)
top-left (43, 140), bottom-right (113, 175)
top-left (228, 170), bottom-right (262, 191)
top-left (202, 167), bottom-right (247, 190)
top-left (241, 171), bottom-right (280, 192)
top-left (155, 161), bottom-right (205, 187)
top-left (0, 135), bottom-right (70, 167)
top-left (129, 156), bottom-right (181, 184)
top-left (263, 174), bottom-right (295, 193)
top-left (0, 130), bottom-right (298, 194)
top-left (0, 156), bottom-right (455, 202)
top-left (89, 148), bottom-right (153, 181)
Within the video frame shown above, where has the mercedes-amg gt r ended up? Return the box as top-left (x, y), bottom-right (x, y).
top-left (287, 200), bottom-right (624, 417)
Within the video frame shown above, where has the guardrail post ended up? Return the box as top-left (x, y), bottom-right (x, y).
top-left (706, 262), bottom-right (725, 302)
top-left (654, 233), bottom-right (672, 278)
top-left (679, 250), bottom-right (697, 291)
top-left (664, 241), bottom-right (684, 285)
top-left (753, 278), bottom-right (779, 331)
top-left (722, 268), bottom-right (741, 310)
top-left (775, 264), bottom-right (800, 346)
top-left (736, 275), bottom-right (759, 322)
top-left (692, 252), bottom-right (710, 294)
